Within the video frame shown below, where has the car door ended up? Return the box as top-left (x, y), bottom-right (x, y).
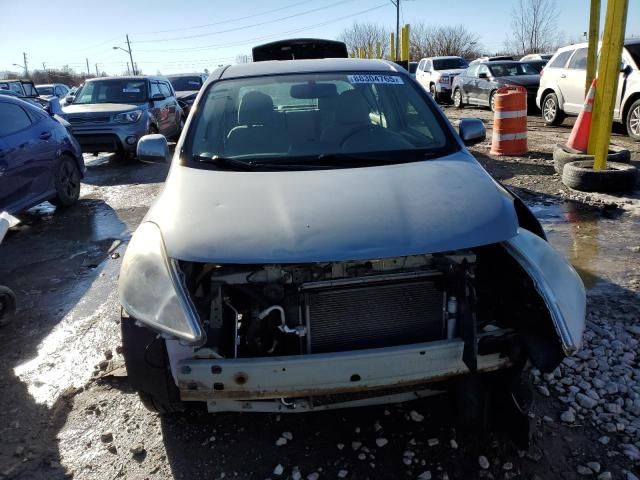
top-left (476, 64), bottom-right (493, 105)
top-left (561, 47), bottom-right (588, 114)
top-left (160, 81), bottom-right (179, 136)
top-left (416, 59), bottom-right (426, 87)
top-left (0, 102), bottom-right (57, 212)
top-left (149, 81), bottom-right (168, 133)
top-left (462, 64), bottom-right (480, 103)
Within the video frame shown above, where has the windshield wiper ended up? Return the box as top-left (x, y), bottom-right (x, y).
top-left (314, 151), bottom-right (442, 165)
top-left (193, 155), bottom-right (257, 170)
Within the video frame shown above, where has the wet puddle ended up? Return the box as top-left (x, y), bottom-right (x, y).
top-left (529, 200), bottom-right (640, 290)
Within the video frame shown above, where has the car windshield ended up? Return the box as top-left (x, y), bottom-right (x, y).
top-left (489, 62), bottom-right (538, 77)
top-left (186, 72), bottom-right (455, 167)
top-left (169, 76), bottom-right (203, 91)
top-left (626, 43), bottom-right (640, 68)
top-left (0, 82), bottom-right (22, 94)
top-left (37, 86), bottom-right (54, 95)
top-left (73, 79), bottom-right (148, 104)
top-left (433, 58), bottom-right (468, 70)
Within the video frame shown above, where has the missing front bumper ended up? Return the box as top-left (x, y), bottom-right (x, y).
top-left (176, 339), bottom-right (511, 406)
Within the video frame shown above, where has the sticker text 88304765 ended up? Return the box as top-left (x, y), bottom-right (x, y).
top-left (347, 74), bottom-right (404, 85)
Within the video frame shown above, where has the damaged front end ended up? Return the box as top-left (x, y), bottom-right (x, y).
top-left (123, 229), bottom-right (583, 414)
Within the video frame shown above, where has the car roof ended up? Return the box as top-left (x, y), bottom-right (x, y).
top-left (36, 84), bottom-right (55, 88)
top-left (481, 60), bottom-right (522, 66)
top-left (166, 73), bottom-right (205, 78)
top-left (219, 58), bottom-right (401, 80)
top-left (423, 56), bottom-right (463, 60)
top-left (559, 38), bottom-right (640, 51)
top-left (84, 75), bottom-right (165, 83)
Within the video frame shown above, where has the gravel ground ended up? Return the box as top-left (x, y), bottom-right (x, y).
top-left (0, 105), bottom-right (639, 480)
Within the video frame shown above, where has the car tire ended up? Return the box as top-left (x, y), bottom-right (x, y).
top-left (453, 89), bottom-right (464, 109)
top-left (542, 92), bottom-right (566, 126)
top-left (0, 286), bottom-right (16, 327)
top-left (429, 84), bottom-right (438, 102)
top-left (50, 155), bottom-right (81, 207)
top-left (121, 315), bottom-right (185, 414)
top-left (625, 98), bottom-right (640, 141)
top-left (553, 144), bottom-right (631, 174)
top-left (489, 91), bottom-right (497, 112)
top-left (562, 160), bottom-right (638, 192)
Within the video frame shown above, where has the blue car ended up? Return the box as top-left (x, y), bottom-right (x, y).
top-left (0, 95), bottom-right (85, 214)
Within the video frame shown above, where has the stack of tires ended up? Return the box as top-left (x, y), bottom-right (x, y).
top-left (554, 145), bottom-right (637, 192)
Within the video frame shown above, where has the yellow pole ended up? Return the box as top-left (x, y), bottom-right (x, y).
top-left (585, 0), bottom-right (600, 98)
top-left (588, 0), bottom-right (628, 170)
top-left (376, 42), bottom-right (382, 59)
top-left (367, 43), bottom-right (373, 59)
top-left (401, 24), bottom-right (410, 62)
top-left (390, 32), bottom-right (395, 61)
top-left (358, 47), bottom-right (366, 59)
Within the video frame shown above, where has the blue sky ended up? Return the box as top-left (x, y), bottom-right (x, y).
top-left (1, 0), bottom-right (639, 75)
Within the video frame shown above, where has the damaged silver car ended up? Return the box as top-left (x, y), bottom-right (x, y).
top-left (118, 58), bottom-right (586, 427)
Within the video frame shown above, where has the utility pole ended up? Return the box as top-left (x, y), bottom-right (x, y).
top-left (126, 34), bottom-right (136, 75)
top-left (86, 58), bottom-right (90, 76)
top-left (390, 0), bottom-right (400, 62)
top-left (23, 52), bottom-right (28, 76)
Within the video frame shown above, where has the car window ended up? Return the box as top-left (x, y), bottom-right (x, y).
top-left (465, 65), bottom-right (479, 77)
top-left (478, 65), bottom-right (490, 77)
top-left (187, 72), bottom-right (455, 167)
top-left (74, 79), bottom-right (148, 104)
top-left (168, 76), bottom-right (203, 91)
top-left (489, 62), bottom-right (538, 77)
top-left (159, 82), bottom-right (172, 98)
top-left (38, 86), bottom-right (54, 96)
top-left (567, 48), bottom-right (588, 70)
top-left (433, 58), bottom-right (468, 70)
top-left (150, 82), bottom-right (161, 97)
top-left (626, 44), bottom-right (640, 68)
top-left (418, 60), bottom-right (425, 71)
top-left (0, 103), bottom-right (32, 136)
top-left (548, 50), bottom-right (574, 69)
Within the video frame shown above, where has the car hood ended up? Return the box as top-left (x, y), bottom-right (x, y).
top-left (175, 90), bottom-right (199, 99)
top-left (495, 75), bottom-right (540, 87)
top-left (436, 69), bottom-right (466, 76)
top-left (148, 152), bottom-right (519, 263)
top-left (62, 103), bottom-right (143, 115)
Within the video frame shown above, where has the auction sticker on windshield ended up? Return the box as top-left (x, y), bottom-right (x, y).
top-left (347, 74), bottom-right (404, 85)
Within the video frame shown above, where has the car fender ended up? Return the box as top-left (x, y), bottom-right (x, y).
top-left (541, 82), bottom-right (566, 110)
top-left (502, 228), bottom-right (586, 357)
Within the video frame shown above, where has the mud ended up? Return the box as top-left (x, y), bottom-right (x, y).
top-left (0, 108), bottom-right (638, 479)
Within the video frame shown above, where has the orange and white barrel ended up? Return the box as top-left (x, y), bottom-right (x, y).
top-left (490, 86), bottom-right (528, 156)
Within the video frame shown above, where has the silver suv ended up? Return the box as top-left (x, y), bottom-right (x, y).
top-left (536, 39), bottom-right (640, 140)
top-left (63, 76), bottom-right (184, 158)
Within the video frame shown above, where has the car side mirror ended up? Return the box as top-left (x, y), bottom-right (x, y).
top-left (151, 93), bottom-right (165, 101)
top-left (137, 134), bottom-right (170, 163)
top-left (458, 118), bottom-right (486, 146)
top-left (65, 95), bottom-right (75, 105)
top-left (478, 72), bottom-right (488, 79)
top-left (622, 64), bottom-right (632, 74)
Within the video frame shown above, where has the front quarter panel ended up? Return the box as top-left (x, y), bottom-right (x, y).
top-left (503, 229), bottom-right (586, 356)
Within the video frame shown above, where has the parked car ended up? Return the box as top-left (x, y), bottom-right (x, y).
top-left (166, 73), bottom-right (207, 117)
top-left (62, 76), bottom-right (183, 159)
top-left (415, 56), bottom-right (469, 101)
top-left (452, 61), bottom-right (541, 111)
top-left (537, 39), bottom-right (640, 140)
top-left (521, 59), bottom-right (548, 73)
top-left (36, 83), bottom-right (71, 99)
top-left (118, 57), bottom-right (585, 424)
top-left (0, 79), bottom-right (39, 98)
top-left (0, 96), bottom-right (84, 214)
top-left (520, 53), bottom-right (554, 61)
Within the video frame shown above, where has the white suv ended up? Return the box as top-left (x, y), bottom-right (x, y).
top-left (415, 56), bottom-right (469, 102)
top-left (536, 39), bottom-right (640, 140)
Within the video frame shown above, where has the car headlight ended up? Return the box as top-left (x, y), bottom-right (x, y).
top-left (438, 76), bottom-right (450, 84)
top-left (118, 222), bottom-right (205, 344)
top-left (114, 109), bottom-right (143, 123)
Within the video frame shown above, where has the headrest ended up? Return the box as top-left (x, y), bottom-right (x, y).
top-left (335, 89), bottom-right (370, 125)
top-left (238, 91), bottom-right (275, 126)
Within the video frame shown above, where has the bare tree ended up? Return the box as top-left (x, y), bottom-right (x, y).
top-left (338, 22), bottom-right (390, 58)
top-left (410, 24), bottom-right (481, 60)
top-left (508, 0), bottom-right (560, 55)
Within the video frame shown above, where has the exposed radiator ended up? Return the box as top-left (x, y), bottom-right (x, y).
top-left (304, 275), bottom-right (445, 353)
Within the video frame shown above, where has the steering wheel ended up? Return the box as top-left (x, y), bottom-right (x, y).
top-left (340, 124), bottom-right (413, 149)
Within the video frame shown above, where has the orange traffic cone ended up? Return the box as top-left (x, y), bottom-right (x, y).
top-left (566, 79), bottom-right (596, 153)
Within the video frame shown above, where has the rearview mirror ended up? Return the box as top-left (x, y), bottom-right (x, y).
top-left (137, 134), bottom-right (170, 163)
top-left (458, 118), bottom-right (486, 146)
top-left (290, 83), bottom-right (338, 99)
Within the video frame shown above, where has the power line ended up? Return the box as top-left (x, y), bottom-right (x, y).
top-left (135, 0), bottom-right (311, 36)
top-left (134, 3), bottom-right (388, 53)
top-left (132, 0), bottom-right (357, 43)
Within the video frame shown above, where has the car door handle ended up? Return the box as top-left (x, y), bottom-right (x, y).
top-left (560, 74), bottom-right (567, 79)
top-left (40, 131), bottom-right (52, 140)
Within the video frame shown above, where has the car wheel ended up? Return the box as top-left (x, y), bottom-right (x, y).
top-left (625, 99), bottom-right (640, 141)
top-left (453, 89), bottom-right (464, 109)
top-left (542, 93), bottom-right (566, 126)
top-left (429, 84), bottom-right (438, 102)
top-left (121, 315), bottom-right (185, 414)
top-left (50, 155), bottom-right (81, 207)
top-left (0, 286), bottom-right (16, 327)
top-left (489, 91), bottom-right (497, 112)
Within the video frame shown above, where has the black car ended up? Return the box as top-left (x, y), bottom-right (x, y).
top-left (521, 59), bottom-right (548, 73)
top-left (451, 61), bottom-right (540, 111)
top-left (166, 73), bottom-right (208, 117)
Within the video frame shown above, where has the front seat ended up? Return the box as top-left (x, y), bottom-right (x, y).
top-left (226, 91), bottom-right (287, 155)
top-left (319, 89), bottom-right (372, 147)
